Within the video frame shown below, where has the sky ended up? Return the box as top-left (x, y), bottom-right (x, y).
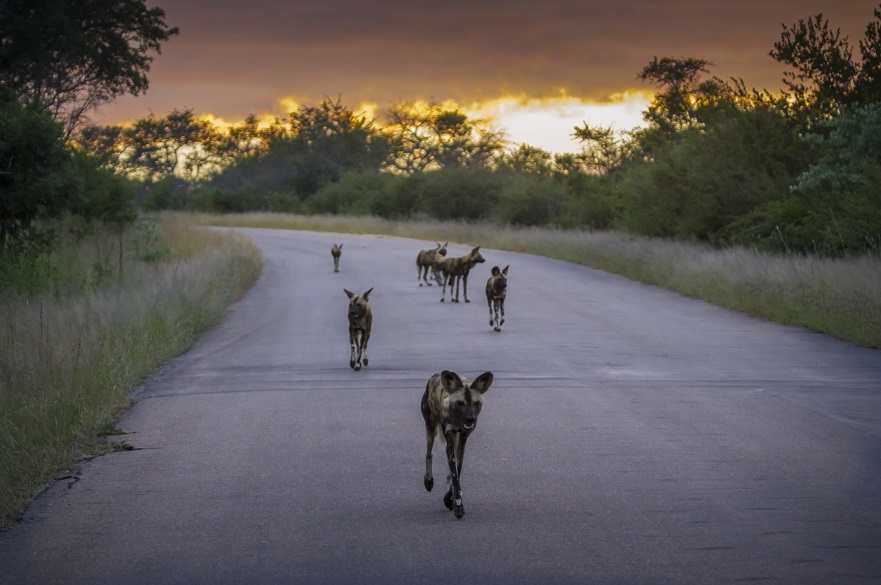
top-left (96, 0), bottom-right (878, 154)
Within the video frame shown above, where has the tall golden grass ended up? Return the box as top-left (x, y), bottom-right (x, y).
top-left (0, 215), bottom-right (262, 528)
top-left (200, 212), bottom-right (881, 349)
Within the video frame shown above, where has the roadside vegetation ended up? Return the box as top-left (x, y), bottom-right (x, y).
top-left (0, 216), bottom-right (262, 529)
top-left (74, 8), bottom-right (881, 260)
top-left (201, 213), bottom-right (881, 349)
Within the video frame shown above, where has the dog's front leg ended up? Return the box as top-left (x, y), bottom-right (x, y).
top-left (443, 425), bottom-right (465, 518)
top-left (424, 430), bottom-right (435, 491)
top-left (462, 274), bottom-right (470, 303)
top-left (349, 329), bottom-right (357, 369)
top-left (360, 329), bottom-right (369, 367)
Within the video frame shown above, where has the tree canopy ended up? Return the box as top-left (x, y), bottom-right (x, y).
top-left (0, 0), bottom-right (178, 138)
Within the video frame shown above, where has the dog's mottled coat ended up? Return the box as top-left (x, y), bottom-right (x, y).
top-left (331, 243), bottom-right (342, 272)
top-left (485, 265), bottom-right (508, 331)
top-left (440, 246), bottom-right (485, 303)
top-left (416, 242), bottom-right (447, 286)
top-left (421, 369), bottom-right (494, 519)
top-left (344, 287), bottom-right (372, 370)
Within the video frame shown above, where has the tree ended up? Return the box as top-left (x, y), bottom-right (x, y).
top-left (67, 149), bottom-right (136, 232)
top-left (501, 144), bottom-right (555, 177)
top-left (0, 0), bottom-right (178, 138)
top-left (222, 114), bottom-right (290, 160)
top-left (383, 101), bottom-right (443, 174)
top-left (856, 5), bottom-right (881, 103)
top-left (796, 102), bottom-right (881, 194)
top-left (572, 124), bottom-right (624, 173)
top-left (432, 109), bottom-right (506, 169)
top-left (770, 5), bottom-right (881, 119)
top-left (75, 123), bottom-right (125, 170)
top-left (0, 90), bottom-right (73, 249)
top-left (283, 96), bottom-right (387, 196)
top-left (770, 13), bottom-right (857, 118)
top-left (636, 57), bottom-right (730, 133)
top-left (383, 101), bottom-right (506, 173)
top-left (118, 108), bottom-right (222, 183)
top-left (726, 103), bottom-right (881, 255)
top-left (763, 102), bottom-right (881, 255)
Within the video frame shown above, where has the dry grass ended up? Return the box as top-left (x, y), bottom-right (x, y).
top-left (197, 212), bottom-right (881, 349)
top-left (0, 215), bottom-right (262, 528)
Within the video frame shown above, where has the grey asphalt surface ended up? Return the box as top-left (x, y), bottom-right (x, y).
top-left (2, 228), bottom-right (881, 585)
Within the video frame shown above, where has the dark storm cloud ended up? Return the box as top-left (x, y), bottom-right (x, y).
top-left (100, 0), bottom-right (877, 121)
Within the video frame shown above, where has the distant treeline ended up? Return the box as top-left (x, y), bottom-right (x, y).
top-left (3, 3), bottom-right (881, 257)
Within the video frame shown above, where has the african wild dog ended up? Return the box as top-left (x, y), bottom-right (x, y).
top-left (416, 242), bottom-right (448, 286)
top-left (421, 370), bottom-right (494, 519)
top-left (344, 288), bottom-right (372, 370)
top-left (440, 246), bottom-right (485, 303)
top-left (331, 243), bottom-right (342, 272)
top-left (485, 265), bottom-right (509, 332)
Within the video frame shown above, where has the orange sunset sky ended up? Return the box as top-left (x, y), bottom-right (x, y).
top-left (97, 0), bottom-right (878, 154)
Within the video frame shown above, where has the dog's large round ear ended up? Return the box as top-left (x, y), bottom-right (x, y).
top-left (502, 265), bottom-right (509, 275)
top-left (362, 287), bottom-right (374, 300)
top-left (440, 370), bottom-right (464, 393)
top-left (471, 372), bottom-right (494, 394)
top-left (344, 289), bottom-right (355, 299)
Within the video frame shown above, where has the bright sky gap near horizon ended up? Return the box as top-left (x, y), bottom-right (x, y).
top-left (96, 1), bottom-right (877, 154)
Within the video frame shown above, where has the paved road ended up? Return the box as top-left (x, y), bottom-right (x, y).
top-left (2, 228), bottom-right (880, 585)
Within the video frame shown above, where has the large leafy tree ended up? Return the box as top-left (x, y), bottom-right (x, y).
top-left (770, 5), bottom-right (881, 120)
top-left (283, 96), bottom-right (387, 196)
top-left (118, 108), bottom-right (223, 183)
top-left (636, 57), bottom-right (731, 134)
top-left (206, 97), bottom-right (387, 201)
top-left (383, 101), bottom-right (506, 173)
top-left (0, 0), bottom-right (178, 138)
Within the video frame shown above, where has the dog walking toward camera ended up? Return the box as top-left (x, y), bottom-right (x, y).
top-left (331, 243), bottom-right (342, 272)
top-left (421, 369), bottom-right (494, 519)
top-left (486, 265), bottom-right (508, 332)
top-left (344, 288), bottom-right (372, 370)
top-left (416, 242), bottom-right (447, 286)
top-left (440, 246), bottom-right (485, 303)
